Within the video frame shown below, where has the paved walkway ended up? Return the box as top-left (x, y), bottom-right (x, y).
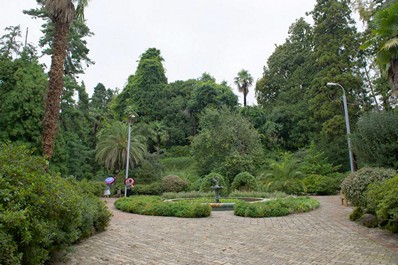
top-left (59, 196), bottom-right (398, 265)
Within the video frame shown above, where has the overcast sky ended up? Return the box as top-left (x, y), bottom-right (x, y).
top-left (1, 0), bottom-right (320, 105)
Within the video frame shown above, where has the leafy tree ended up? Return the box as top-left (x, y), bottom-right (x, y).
top-left (96, 121), bottom-right (147, 172)
top-left (308, 0), bottom-right (365, 170)
top-left (191, 107), bottom-right (262, 181)
top-left (351, 111), bottom-right (398, 169)
top-left (234, 69), bottom-right (253, 106)
top-left (0, 40), bottom-right (47, 149)
top-left (0, 25), bottom-right (23, 59)
top-left (112, 48), bottom-right (167, 122)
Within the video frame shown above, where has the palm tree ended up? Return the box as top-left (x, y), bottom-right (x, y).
top-left (42, 0), bottom-right (90, 159)
top-left (234, 69), bottom-right (253, 107)
top-left (148, 121), bottom-right (169, 154)
top-left (95, 121), bottom-right (147, 172)
top-left (373, 3), bottom-right (398, 92)
top-left (258, 154), bottom-right (306, 194)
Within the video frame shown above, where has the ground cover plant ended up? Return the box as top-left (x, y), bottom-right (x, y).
top-left (115, 196), bottom-right (211, 218)
top-left (0, 143), bottom-right (112, 265)
top-left (234, 197), bottom-right (320, 218)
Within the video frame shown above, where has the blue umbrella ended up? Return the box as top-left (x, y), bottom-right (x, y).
top-left (105, 177), bottom-right (115, 184)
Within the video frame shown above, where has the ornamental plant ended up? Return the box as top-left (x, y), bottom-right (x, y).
top-left (231, 172), bottom-right (257, 191)
top-left (162, 175), bottom-right (189, 193)
top-left (340, 167), bottom-right (396, 207)
top-left (199, 172), bottom-right (228, 196)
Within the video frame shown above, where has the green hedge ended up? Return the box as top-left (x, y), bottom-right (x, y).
top-left (131, 182), bottom-right (163, 195)
top-left (234, 197), bottom-right (320, 218)
top-left (231, 172), bottom-right (257, 191)
top-left (0, 143), bottom-right (112, 265)
top-left (115, 196), bottom-right (211, 218)
top-left (200, 172), bottom-right (228, 195)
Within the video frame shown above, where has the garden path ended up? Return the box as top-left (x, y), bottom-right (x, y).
top-left (57, 196), bottom-right (398, 265)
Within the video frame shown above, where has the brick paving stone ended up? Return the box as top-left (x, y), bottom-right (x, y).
top-left (55, 196), bottom-right (398, 265)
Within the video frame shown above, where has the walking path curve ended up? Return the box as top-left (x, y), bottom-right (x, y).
top-left (59, 196), bottom-right (398, 265)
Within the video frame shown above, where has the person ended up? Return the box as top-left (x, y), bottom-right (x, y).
top-left (104, 184), bottom-right (111, 198)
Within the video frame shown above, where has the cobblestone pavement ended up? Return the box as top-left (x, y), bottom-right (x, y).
top-left (58, 196), bottom-right (398, 265)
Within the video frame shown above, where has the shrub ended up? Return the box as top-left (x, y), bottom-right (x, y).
top-left (231, 172), bottom-right (257, 192)
top-left (162, 175), bottom-right (189, 193)
top-left (229, 191), bottom-right (287, 199)
top-left (365, 175), bottom-right (398, 233)
top-left (115, 196), bottom-right (211, 218)
top-left (200, 173), bottom-right (228, 195)
top-left (340, 167), bottom-right (396, 207)
top-left (131, 182), bottom-right (163, 195)
top-left (0, 143), bottom-right (112, 265)
top-left (234, 197), bottom-right (320, 218)
top-left (303, 173), bottom-right (345, 195)
top-left (162, 191), bottom-right (214, 200)
top-left (134, 153), bottom-right (163, 184)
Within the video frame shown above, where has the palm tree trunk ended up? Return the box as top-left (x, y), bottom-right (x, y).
top-left (42, 21), bottom-right (70, 159)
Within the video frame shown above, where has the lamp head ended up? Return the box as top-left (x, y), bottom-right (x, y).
top-left (327, 82), bottom-right (338, 87)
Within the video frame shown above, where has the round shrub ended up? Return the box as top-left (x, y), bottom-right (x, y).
top-left (231, 172), bottom-right (257, 192)
top-left (162, 175), bottom-right (189, 193)
top-left (200, 173), bottom-right (228, 196)
top-left (340, 167), bottom-right (396, 207)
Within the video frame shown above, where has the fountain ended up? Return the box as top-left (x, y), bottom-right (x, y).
top-left (211, 177), bottom-right (223, 203)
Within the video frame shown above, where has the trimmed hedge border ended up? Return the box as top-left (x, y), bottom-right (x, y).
top-left (115, 196), bottom-right (211, 218)
top-left (234, 196), bottom-right (320, 218)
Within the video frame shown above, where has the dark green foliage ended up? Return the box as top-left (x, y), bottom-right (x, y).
top-left (303, 174), bottom-right (345, 195)
top-left (351, 111), bottom-right (398, 169)
top-left (340, 167), bottom-right (396, 207)
top-left (115, 196), bottom-right (211, 218)
top-left (200, 173), bottom-right (228, 196)
top-left (365, 175), bottom-right (398, 233)
top-left (234, 197), bottom-right (320, 218)
top-left (231, 172), bottom-right (257, 192)
top-left (0, 46), bottom-right (47, 150)
top-left (0, 143), bottom-right (112, 265)
top-left (191, 107), bottom-right (262, 180)
top-left (131, 183), bottom-right (163, 196)
top-left (350, 207), bottom-right (364, 221)
top-left (162, 175), bottom-right (189, 193)
top-left (134, 153), bottom-right (163, 184)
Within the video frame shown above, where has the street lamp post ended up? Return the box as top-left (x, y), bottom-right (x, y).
top-left (326, 82), bottom-right (355, 173)
top-left (124, 114), bottom-right (135, 197)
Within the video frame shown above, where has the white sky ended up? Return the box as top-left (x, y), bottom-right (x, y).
top-left (1, 0), bottom-right (319, 105)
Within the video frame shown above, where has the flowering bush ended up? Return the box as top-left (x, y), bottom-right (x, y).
top-left (340, 167), bottom-right (396, 207)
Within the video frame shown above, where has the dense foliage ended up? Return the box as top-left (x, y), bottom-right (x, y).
top-left (340, 167), bottom-right (396, 207)
top-left (0, 143), bottom-right (112, 265)
top-left (234, 197), bottom-right (320, 218)
top-left (115, 196), bottom-right (211, 218)
top-left (231, 172), bottom-right (257, 192)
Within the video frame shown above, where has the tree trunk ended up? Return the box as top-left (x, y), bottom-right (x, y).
top-left (42, 21), bottom-right (70, 159)
top-left (389, 59), bottom-right (398, 93)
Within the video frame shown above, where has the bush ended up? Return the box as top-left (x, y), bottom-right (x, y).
top-left (231, 172), bottom-right (257, 192)
top-left (0, 143), bottom-right (112, 265)
top-left (234, 197), bottom-right (320, 218)
top-left (134, 154), bottom-right (163, 184)
top-left (131, 182), bottom-right (163, 195)
top-left (229, 191), bottom-right (287, 199)
top-left (365, 175), bottom-right (398, 233)
top-left (115, 196), bottom-right (211, 218)
top-left (303, 173), bottom-right (345, 195)
top-left (340, 167), bottom-right (396, 207)
top-left (162, 175), bottom-right (189, 193)
top-left (162, 191), bottom-right (214, 200)
top-left (200, 173), bottom-right (228, 196)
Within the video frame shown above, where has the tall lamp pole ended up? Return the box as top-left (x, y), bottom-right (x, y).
top-left (124, 114), bottom-right (135, 197)
top-left (327, 82), bottom-right (355, 173)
